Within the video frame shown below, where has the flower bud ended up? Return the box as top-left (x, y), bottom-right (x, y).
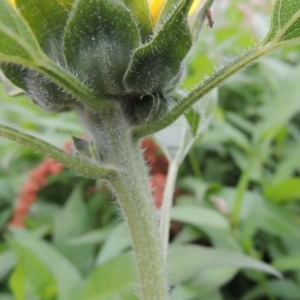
top-left (3, 0), bottom-right (206, 125)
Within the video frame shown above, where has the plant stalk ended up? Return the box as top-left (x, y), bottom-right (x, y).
top-left (83, 106), bottom-right (169, 300)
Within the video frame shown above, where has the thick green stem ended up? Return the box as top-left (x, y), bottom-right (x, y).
top-left (112, 167), bottom-right (169, 299)
top-left (83, 106), bottom-right (169, 300)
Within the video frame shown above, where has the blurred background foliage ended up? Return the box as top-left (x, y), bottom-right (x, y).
top-left (1, 1), bottom-right (300, 299)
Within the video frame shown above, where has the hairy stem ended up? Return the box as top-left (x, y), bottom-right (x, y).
top-left (84, 106), bottom-right (169, 300)
top-left (132, 43), bottom-right (275, 139)
top-left (0, 123), bottom-right (116, 180)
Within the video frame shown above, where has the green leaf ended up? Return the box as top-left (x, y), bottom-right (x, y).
top-left (257, 67), bottom-right (300, 141)
top-left (1, 63), bottom-right (27, 90)
top-left (170, 203), bottom-right (240, 250)
top-left (0, 250), bottom-right (15, 281)
top-left (9, 259), bottom-right (26, 300)
top-left (76, 254), bottom-right (138, 300)
top-left (264, 178), bottom-right (300, 202)
top-left (58, 0), bottom-right (74, 11)
top-left (15, 0), bottom-right (68, 57)
top-left (10, 229), bottom-right (82, 300)
top-left (171, 285), bottom-right (222, 300)
top-left (171, 267), bottom-right (237, 300)
top-left (264, 0), bottom-right (300, 45)
top-left (271, 146), bottom-right (300, 184)
top-left (203, 228), bottom-right (241, 251)
top-left (0, 294), bottom-right (14, 300)
top-left (171, 205), bottom-right (230, 231)
top-left (53, 188), bottom-right (94, 275)
top-left (258, 201), bottom-right (300, 239)
top-left (241, 279), bottom-right (300, 300)
top-left (10, 243), bottom-right (57, 300)
top-left (0, 0), bottom-right (45, 64)
top-left (63, 0), bottom-right (140, 95)
top-left (124, 0), bottom-right (193, 93)
top-left (0, 0), bottom-right (98, 110)
top-left (123, 0), bottom-right (153, 41)
top-left (67, 227), bottom-right (113, 246)
top-left (272, 253), bottom-right (300, 272)
top-left (168, 245), bottom-right (281, 285)
top-left (95, 222), bottom-right (131, 265)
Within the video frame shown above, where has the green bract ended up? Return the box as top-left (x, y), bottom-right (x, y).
top-left (1, 0), bottom-right (207, 124)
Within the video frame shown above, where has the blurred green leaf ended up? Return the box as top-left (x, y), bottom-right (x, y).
top-left (9, 260), bottom-right (26, 300)
top-left (0, 250), bottom-right (15, 281)
top-left (0, 294), bottom-right (14, 300)
top-left (241, 279), bottom-right (300, 300)
top-left (171, 267), bottom-right (238, 300)
top-left (273, 253), bottom-right (300, 272)
top-left (168, 245), bottom-right (281, 285)
top-left (264, 178), bottom-right (300, 202)
top-left (257, 66), bottom-right (300, 141)
top-left (10, 243), bottom-right (57, 300)
top-left (171, 285), bottom-right (222, 300)
top-left (258, 201), bottom-right (300, 239)
top-left (76, 253), bottom-right (137, 300)
top-left (67, 227), bottom-right (113, 246)
top-left (10, 229), bottom-right (82, 300)
top-left (53, 188), bottom-right (94, 275)
top-left (95, 222), bottom-right (131, 265)
top-left (171, 205), bottom-right (230, 230)
top-left (171, 203), bottom-right (240, 250)
top-left (177, 177), bottom-right (209, 202)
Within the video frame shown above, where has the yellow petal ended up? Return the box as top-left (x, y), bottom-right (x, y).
top-left (189, 0), bottom-right (202, 15)
top-left (149, 0), bottom-right (166, 26)
top-left (149, 0), bottom-right (201, 27)
top-left (7, 0), bottom-right (15, 6)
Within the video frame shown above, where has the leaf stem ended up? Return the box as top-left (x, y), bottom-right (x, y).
top-left (0, 123), bottom-right (116, 180)
top-left (160, 161), bottom-right (179, 260)
top-left (132, 43), bottom-right (273, 139)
